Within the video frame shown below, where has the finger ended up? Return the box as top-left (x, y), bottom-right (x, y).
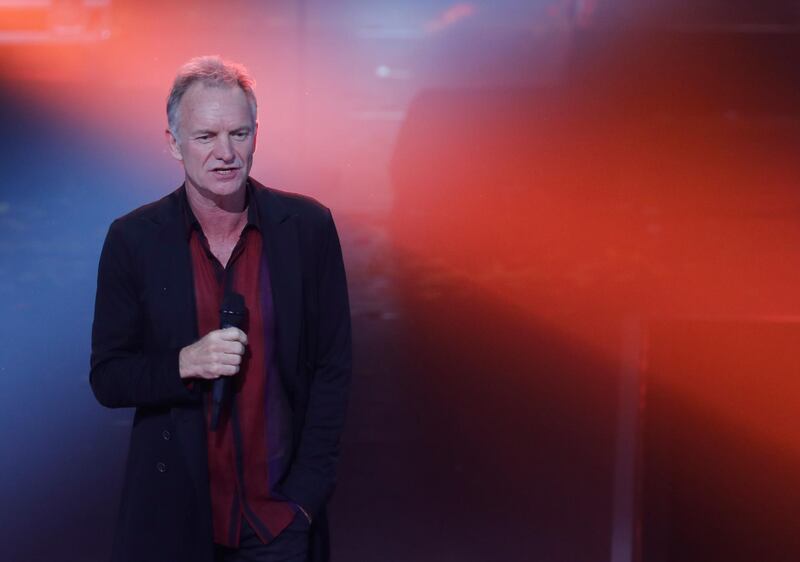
top-left (218, 327), bottom-right (248, 344)
top-left (219, 352), bottom-right (242, 366)
top-left (218, 341), bottom-right (246, 355)
top-left (215, 327), bottom-right (238, 340)
top-left (208, 362), bottom-right (239, 378)
top-left (208, 351), bottom-right (241, 367)
top-left (219, 363), bottom-right (239, 376)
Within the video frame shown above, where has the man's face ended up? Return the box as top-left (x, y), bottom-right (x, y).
top-left (166, 83), bottom-right (257, 199)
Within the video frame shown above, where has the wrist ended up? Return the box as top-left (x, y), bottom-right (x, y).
top-left (178, 346), bottom-right (194, 379)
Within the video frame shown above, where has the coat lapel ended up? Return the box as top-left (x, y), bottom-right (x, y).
top-left (155, 190), bottom-right (199, 351)
top-left (152, 186), bottom-right (209, 498)
top-left (253, 179), bottom-right (302, 393)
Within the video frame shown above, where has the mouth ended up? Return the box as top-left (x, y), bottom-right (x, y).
top-left (210, 167), bottom-right (241, 179)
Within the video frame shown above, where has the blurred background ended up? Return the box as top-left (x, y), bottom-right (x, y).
top-left (2, 0), bottom-right (800, 561)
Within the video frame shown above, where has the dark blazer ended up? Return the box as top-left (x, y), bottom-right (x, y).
top-left (90, 178), bottom-right (352, 562)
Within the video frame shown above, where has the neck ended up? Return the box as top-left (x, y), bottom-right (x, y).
top-left (185, 178), bottom-right (248, 239)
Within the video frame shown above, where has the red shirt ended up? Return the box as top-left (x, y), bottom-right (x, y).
top-left (184, 184), bottom-right (296, 547)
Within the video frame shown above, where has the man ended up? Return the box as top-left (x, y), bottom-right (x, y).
top-left (90, 56), bottom-right (352, 562)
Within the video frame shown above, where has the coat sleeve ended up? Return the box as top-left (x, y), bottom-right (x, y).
top-left (278, 209), bottom-right (353, 519)
top-left (89, 219), bottom-right (200, 409)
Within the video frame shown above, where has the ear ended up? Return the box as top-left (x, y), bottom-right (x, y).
top-left (165, 128), bottom-right (183, 161)
top-left (252, 120), bottom-right (259, 153)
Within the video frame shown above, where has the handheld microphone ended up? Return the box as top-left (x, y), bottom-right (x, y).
top-left (210, 291), bottom-right (246, 431)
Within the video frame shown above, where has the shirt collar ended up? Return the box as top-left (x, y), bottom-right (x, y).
top-left (181, 178), bottom-right (261, 240)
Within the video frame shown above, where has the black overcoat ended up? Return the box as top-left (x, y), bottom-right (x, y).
top-left (90, 178), bottom-right (352, 562)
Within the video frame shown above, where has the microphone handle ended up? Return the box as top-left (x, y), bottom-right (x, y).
top-left (210, 321), bottom-right (237, 430)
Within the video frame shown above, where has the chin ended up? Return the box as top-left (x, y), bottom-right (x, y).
top-left (208, 184), bottom-right (245, 198)
top-left (189, 176), bottom-right (245, 198)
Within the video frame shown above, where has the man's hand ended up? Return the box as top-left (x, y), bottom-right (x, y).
top-left (179, 327), bottom-right (248, 380)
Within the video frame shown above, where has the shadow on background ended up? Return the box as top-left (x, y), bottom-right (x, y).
top-left (642, 319), bottom-right (800, 562)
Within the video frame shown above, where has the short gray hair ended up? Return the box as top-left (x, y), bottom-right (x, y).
top-left (166, 55), bottom-right (257, 137)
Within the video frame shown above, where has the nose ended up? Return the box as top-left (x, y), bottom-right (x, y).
top-left (213, 134), bottom-right (235, 162)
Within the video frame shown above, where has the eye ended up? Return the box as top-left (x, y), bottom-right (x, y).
top-left (196, 134), bottom-right (211, 141)
top-left (233, 131), bottom-right (248, 140)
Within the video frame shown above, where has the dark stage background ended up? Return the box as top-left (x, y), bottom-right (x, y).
top-left (2, 1), bottom-right (800, 561)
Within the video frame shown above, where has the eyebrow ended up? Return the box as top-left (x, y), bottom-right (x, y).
top-left (190, 127), bottom-right (252, 136)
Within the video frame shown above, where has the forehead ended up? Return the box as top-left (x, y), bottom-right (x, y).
top-left (178, 82), bottom-right (254, 129)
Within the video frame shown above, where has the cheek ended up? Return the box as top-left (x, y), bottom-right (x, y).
top-left (184, 148), bottom-right (208, 166)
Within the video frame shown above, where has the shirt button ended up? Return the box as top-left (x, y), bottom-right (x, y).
top-left (162, 430), bottom-right (171, 441)
top-left (156, 462), bottom-right (167, 473)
